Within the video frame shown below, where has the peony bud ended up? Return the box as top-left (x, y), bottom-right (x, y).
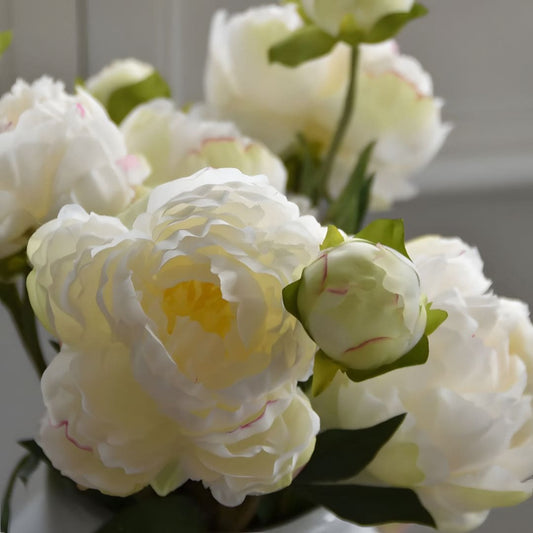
top-left (301, 0), bottom-right (415, 37)
top-left (294, 238), bottom-right (427, 371)
top-left (85, 58), bottom-right (155, 107)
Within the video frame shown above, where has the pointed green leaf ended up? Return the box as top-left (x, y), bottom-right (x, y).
top-left (355, 219), bottom-right (410, 259)
top-left (325, 142), bottom-right (375, 235)
top-left (320, 225), bottom-right (344, 251)
top-left (18, 439), bottom-right (53, 468)
top-left (425, 305), bottom-right (448, 336)
top-left (295, 414), bottom-right (406, 484)
top-left (282, 279), bottom-right (302, 320)
top-left (312, 350), bottom-right (342, 396)
top-left (365, 3), bottom-right (429, 43)
top-left (107, 71), bottom-right (171, 124)
top-left (268, 25), bottom-right (336, 67)
top-left (0, 30), bottom-right (12, 57)
top-left (1, 453), bottom-right (41, 532)
top-left (95, 494), bottom-right (206, 533)
top-left (346, 334), bottom-right (429, 383)
top-left (294, 484), bottom-right (435, 527)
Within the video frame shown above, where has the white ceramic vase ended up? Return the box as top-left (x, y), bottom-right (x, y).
top-left (11, 470), bottom-right (377, 533)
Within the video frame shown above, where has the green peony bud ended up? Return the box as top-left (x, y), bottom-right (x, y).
top-left (296, 238), bottom-right (427, 370)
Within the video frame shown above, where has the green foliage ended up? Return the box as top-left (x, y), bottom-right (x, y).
top-left (1, 452), bottom-right (40, 532)
top-left (364, 3), bottom-right (429, 44)
top-left (282, 134), bottom-right (323, 203)
top-left (325, 142), bottom-right (375, 234)
top-left (0, 250), bottom-right (28, 282)
top-left (295, 415), bottom-right (406, 484)
top-left (320, 225), bottom-right (344, 251)
top-left (106, 71), bottom-right (171, 124)
top-left (295, 484), bottom-right (435, 527)
top-left (96, 495), bottom-right (206, 533)
top-left (282, 279), bottom-right (302, 321)
top-left (425, 305), bottom-right (448, 336)
top-left (0, 280), bottom-right (47, 377)
top-left (291, 414), bottom-right (435, 527)
top-left (271, 3), bottom-right (428, 68)
top-left (268, 25), bottom-right (336, 67)
top-left (355, 218), bottom-right (410, 259)
top-left (337, 3), bottom-right (428, 46)
top-left (0, 30), bottom-right (12, 57)
top-left (312, 350), bottom-right (341, 396)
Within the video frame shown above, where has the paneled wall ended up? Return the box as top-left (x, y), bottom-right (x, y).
top-left (0, 0), bottom-right (533, 191)
top-left (1, 0), bottom-right (532, 194)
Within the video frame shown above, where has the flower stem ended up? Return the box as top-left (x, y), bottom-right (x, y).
top-left (0, 280), bottom-right (47, 378)
top-left (317, 44), bottom-right (359, 203)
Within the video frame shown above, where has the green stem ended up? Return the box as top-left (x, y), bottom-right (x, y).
top-left (0, 280), bottom-right (47, 378)
top-left (316, 44), bottom-right (359, 204)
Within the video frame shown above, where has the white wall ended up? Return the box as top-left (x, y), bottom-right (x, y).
top-left (1, 0), bottom-right (531, 193)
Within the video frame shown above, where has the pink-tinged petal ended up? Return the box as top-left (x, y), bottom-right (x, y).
top-left (76, 102), bottom-right (86, 118)
top-left (326, 287), bottom-right (349, 295)
top-left (53, 420), bottom-right (93, 452)
top-left (116, 154), bottom-right (141, 172)
top-left (228, 400), bottom-right (278, 433)
top-left (344, 336), bottom-right (391, 353)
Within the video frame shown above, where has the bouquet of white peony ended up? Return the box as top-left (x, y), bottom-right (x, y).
top-left (1, 3), bottom-right (532, 533)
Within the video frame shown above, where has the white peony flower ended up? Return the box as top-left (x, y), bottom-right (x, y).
top-left (85, 58), bottom-right (155, 107)
top-left (204, 4), bottom-right (346, 154)
top-left (28, 168), bottom-right (323, 503)
top-left (292, 238), bottom-right (426, 370)
top-left (0, 76), bottom-right (149, 259)
top-left (312, 235), bottom-right (533, 531)
top-left (322, 41), bottom-right (451, 209)
top-left (120, 99), bottom-right (287, 192)
top-left (204, 6), bottom-right (448, 209)
top-left (301, 0), bottom-right (415, 36)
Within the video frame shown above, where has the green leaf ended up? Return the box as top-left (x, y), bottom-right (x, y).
top-left (355, 218), bottom-right (410, 259)
top-left (365, 3), bottom-right (429, 44)
top-left (346, 334), bottom-right (429, 383)
top-left (295, 414), bottom-right (406, 484)
top-left (425, 305), bottom-right (448, 336)
top-left (49, 340), bottom-right (61, 353)
top-left (268, 25), bottom-right (336, 67)
top-left (0, 30), bottom-right (12, 57)
top-left (107, 71), bottom-right (171, 124)
top-left (18, 439), bottom-right (53, 469)
top-left (294, 484), bottom-right (435, 527)
top-left (311, 350), bottom-right (342, 396)
top-left (320, 225), bottom-right (344, 251)
top-left (0, 250), bottom-right (29, 282)
top-left (95, 494), bottom-right (206, 533)
top-left (1, 453), bottom-right (41, 532)
top-left (325, 142), bottom-right (375, 235)
top-left (282, 279), bottom-right (302, 320)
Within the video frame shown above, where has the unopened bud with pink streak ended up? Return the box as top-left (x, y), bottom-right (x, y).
top-left (296, 239), bottom-right (427, 370)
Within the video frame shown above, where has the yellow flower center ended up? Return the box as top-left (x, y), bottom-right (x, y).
top-left (162, 280), bottom-right (233, 337)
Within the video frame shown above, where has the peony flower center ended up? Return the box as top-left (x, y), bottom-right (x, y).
top-left (162, 280), bottom-right (233, 337)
